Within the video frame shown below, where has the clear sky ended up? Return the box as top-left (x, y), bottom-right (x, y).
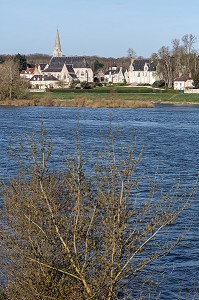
top-left (1, 0), bottom-right (199, 58)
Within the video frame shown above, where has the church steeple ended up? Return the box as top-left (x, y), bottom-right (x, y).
top-left (53, 29), bottom-right (62, 57)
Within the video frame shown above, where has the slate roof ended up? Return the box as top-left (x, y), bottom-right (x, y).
top-left (65, 64), bottom-right (77, 78)
top-left (174, 75), bottom-right (192, 82)
top-left (30, 75), bottom-right (58, 82)
top-left (104, 68), bottom-right (121, 75)
top-left (44, 56), bottom-right (90, 73)
top-left (131, 59), bottom-right (156, 71)
top-left (39, 64), bottom-right (47, 71)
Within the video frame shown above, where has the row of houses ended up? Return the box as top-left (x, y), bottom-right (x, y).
top-left (20, 30), bottom-right (194, 90)
top-left (103, 59), bottom-right (157, 85)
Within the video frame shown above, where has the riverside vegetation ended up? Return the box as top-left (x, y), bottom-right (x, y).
top-left (0, 124), bottom-right (197, 299)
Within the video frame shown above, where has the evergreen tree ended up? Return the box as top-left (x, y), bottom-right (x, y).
top-left (14, 53), bottom-right (27, 71)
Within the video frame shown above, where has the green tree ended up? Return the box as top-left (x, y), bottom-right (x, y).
top-left (93, 60), bottom-right (104, 72)
top-left (0, 56), bottom-right (6, 64)
top-left (193, 72), bottom-right (199, 88)
top-left (0, 126), bottom-right (195, 299)
top-left (80, 81), bottom-right (91, 89)
top-left (14, 53), bottom-right (27, 71)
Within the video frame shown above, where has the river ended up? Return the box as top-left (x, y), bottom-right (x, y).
top-left (0, 105), bottom-right (198, 299)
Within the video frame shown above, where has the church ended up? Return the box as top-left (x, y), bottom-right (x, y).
top-left (42, 30), bottom-right (93, 86)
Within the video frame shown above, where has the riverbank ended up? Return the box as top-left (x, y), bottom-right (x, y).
top-left (0, 98), bottom-right (154, 108)
top-left (1, 87), bottom-right (199, 108)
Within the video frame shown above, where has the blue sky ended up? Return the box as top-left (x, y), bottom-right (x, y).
top-left (1, 0), bottom-right (199, 58)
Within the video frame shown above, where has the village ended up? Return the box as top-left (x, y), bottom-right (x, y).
top-left (19, 30), bottom-right (195, 92)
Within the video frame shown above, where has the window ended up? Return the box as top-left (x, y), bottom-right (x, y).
top-left (138, 72), bottom-right (140, 77)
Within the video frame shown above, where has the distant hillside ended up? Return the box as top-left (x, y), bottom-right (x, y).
top-left (85, 56), bottom-right (130, 71)
top-left (26, 54), bottom-right (51, 64)
top-left (0, 53), bottom-right (145, 71)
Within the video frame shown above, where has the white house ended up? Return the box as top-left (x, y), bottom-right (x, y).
top-left (104, 65), bottom-right (124, 83)
top-left (20, 64), bottom-right (47, 81)
top-left (20, 66), bottom-right (41, 80)
top-left (173, 75), bottom-right (194, 90)
top-left (125, 58), bottom-right (158, 85)
top-left (30, 75), bottom-right (60, 89)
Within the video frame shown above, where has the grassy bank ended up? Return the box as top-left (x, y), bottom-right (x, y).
top-left (1, 87), bottom-right (199, 107)
top-left (0, 97), bottom-right (154, 108)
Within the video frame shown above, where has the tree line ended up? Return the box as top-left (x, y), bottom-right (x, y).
top-left (151, 34), bottom-right (199, 88)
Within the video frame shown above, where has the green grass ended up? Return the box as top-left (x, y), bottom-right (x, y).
top-left (31, 89), bottom-right (199, 104)
top-left (47, 86), bottom-right (156, 93)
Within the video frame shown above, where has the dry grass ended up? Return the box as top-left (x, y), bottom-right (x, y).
top-left (0, 96), bottom-right (154, 108)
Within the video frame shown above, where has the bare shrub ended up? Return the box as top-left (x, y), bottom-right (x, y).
top-left (0, 125), bottom-right (195, 299)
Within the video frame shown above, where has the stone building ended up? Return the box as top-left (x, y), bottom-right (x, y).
top-left (30, 74), bottom-right (59, 89)
top-left (125, 58), bottom-right (158, 85)
top-left (20, 65), bottom-right (41, 80)
top-left (42, 30), bottom-right (93, 86)
top-left (173, 75), bottom-right (194, 90)
top-left (104, 65), bottom-right (125, 83)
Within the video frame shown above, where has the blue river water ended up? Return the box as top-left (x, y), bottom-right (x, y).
top-left (0, 105), bottom-right (198, 299)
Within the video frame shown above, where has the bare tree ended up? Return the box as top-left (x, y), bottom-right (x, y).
top-left (0, 126), bottom-right (195, 299)
top-left (172, 38), bottom-right (185, 78)
top-left (182, 34), bottom-right (197, 74)
top-left (0, 59), bottom-right (28, 100)
top-left (127, 48), bottom-right (136, 59)
top-left (155, 46), bottom-right (174, 88)
top-left (153, 34), bottom-right (198, 86)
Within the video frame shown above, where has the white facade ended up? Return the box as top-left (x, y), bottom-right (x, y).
top-left (20, 66), bottom-right (41, 80)
top-left (125, 59), bottom-right (158, 85)
top-left (74, 68), bottom-right (93, 83)
top-left (43, 64), bottom-right (75, 86)
top-left (174, 76), bottom-right (194, 90)
top-left (104, 67), bottom-right (124, 83)
top-left (30, 75), bottom-right (59, 89)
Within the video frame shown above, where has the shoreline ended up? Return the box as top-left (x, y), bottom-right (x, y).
top-left (0, 99), bottom-right (199, 108)
top-left (0, 98), bottom-right (155, 108)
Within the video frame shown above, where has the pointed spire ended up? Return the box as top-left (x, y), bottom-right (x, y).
top-left (53, 29), bottom-right (62, 57)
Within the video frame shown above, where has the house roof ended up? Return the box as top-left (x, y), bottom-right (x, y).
top-left (65, 64), bottom-right (77, 78)
top-left (44, 56), bottom-right (90, 73)
top-left (44, 65), bottom-right (63, 72)
top-left (131, 59), bottom-right (156, 71)
top-left (174, 75), bottom-right (192, 82)
top-left (38, 64), bottom-right (47, 71)
top-left (21, 68), bottom-right (35, 74)
top-left (43, 62), bottom-right (77, 79)
top-left (30, 75), bottom-right (58, 82)
top-left (104, 68), bottom-right (123, 75)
